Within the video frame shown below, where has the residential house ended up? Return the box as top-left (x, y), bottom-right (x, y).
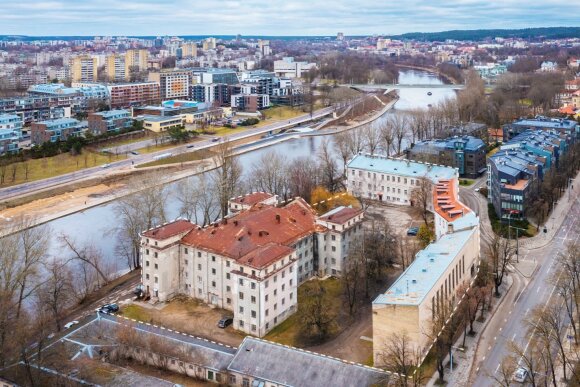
top-left (87, 109), bottom-right (132, 135)
top-left (31, 117), bottom-right (87, 145)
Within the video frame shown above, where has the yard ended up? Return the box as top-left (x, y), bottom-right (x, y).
top-left (261, 106), bottom-right (304, 121)
top-left (121, 297), bottom-right (245, 347)
top-left (0, 151), bottom-right (125, 187)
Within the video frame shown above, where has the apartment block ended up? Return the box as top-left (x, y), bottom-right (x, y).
top-left (107, 82), bottom-right (161, 108)
top-left (502, 116), bottom-right (579, 141)
top-left (190, 83), bottom-right (230, 106)
top-left (407, 136), bottom-right (486, 178)
top-left (125, 49), bottom-right (148, 74)
top-left (105, 54), bottom-right (126, 82)
top-left (346, 154), bottom-right (458, 205)
top-left (87, 109), bottom-right (132, 135)
top-left (179, 42), bottom-right (198, 58)
top-left (31, 117), bottom-right (86, 145)
top-left (70, 55), bottom-right (98, 82)
top-left (148, 70), bottom-right (191, 100)
top-left (0, 114), bottom-right (23, 155)
top-left (231, 94), bottom-right (270, 112)
top-left (0, 97), bottom-right (70, 126)
top-left (140, 196), bottom-right (364, 336)
top-left (274, 57), bottom-right (316, 78)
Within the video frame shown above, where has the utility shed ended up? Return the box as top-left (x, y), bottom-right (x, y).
top-left (227, 337), bottom-right (388, 387)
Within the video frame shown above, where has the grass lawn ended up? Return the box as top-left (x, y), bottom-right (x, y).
top-left (459, 179), bottom-right (475, 186)
top-left (122, 304), bottom-right (154, 322)
top-left (134, 142), bottom-right (180, 155)
top-left (137, 149), bottom-right (214, 168)
top-left (262, 106), bottom-right (304, 121)
top-left (265, 277), bottom-right (344, 347)
top-left (0, 151), bottom-right (125, 188)
top-left (209, 126), bottom-right (253, 137)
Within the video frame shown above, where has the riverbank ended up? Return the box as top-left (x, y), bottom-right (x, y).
top-left (395, 64), bottom-right (461, 85)
top-left (0, 95), bottom-right (398, 235)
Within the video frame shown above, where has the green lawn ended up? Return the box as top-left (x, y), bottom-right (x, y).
top-left (122, 304), bottom-right (154, 322)
top-left (459, 179), bottom-right (475, 186)
top-left (0, 151), bottom-right (125, 188)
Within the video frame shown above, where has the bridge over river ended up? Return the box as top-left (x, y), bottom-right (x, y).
top-left (343, 83), bottom-right (466, 93)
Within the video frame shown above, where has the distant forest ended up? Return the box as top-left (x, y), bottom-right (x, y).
top-left (389, 27), bottom-right (580, 41)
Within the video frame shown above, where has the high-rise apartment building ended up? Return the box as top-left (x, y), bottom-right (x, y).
top-left (180, 42), bottom-right (198, 58)
top-left (202, 37), bottom-right (217, 50)
top-left (105, 54), bottom-right (126, 82)
top-left (125, 49), bottom-right (149, 77)
top-left (148, 70), bottom-right (191, 100)
top-left (70, 55), bottom-right (98, 82)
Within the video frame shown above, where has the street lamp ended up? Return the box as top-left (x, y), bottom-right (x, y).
top-left (509, 225), bottom-right (527, 263)
top-left (449, 345), bottom-right (465, 372)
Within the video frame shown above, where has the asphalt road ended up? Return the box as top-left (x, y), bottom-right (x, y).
top-left (471, 196), bottom-right (580, 386)
top-left (0, 107), bottom-right (334, 201)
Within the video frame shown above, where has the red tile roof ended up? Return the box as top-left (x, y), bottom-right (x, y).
top-left (230, 192), bottom-right (276, 206)
top-left (319, 207), bottom-right (363, 225)
top-left (433, 180), bottom-right (471, 222)
top-left (142, 219), bottom-right (196, 240)
top-left (237, 243), bottom-right (294, 269)
top-left (181, 199), bottom-right (317, 266)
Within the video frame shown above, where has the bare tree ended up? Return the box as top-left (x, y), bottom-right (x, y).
top-left (211, 140), bottom-right (243, 217)
top-left (286, 156), bottom-right (320, 203)
top-left (378, 332), bottom-right (426, 387)
top-left (379, 118), bottom-right (394, 156)
top-left (410, 176), bottom-right (431, 226)
top-left (175, 174), bottom-right (219, 226)
top-left (487, 235), bottom-right (515, 297)
top-left (341, 240), bottom-right (365, 316)
top-left (37, 258), bottom-right (75, 332)
top-left (59, 234), bottom-right (110, 287)
top-left (317, 138), bottom-right (340, 192)
top-left (392, 114), bottom-right (409, 156)
top-left (363, 124), bottom-right (381, 155)
top-left (248, 150), bottom-right (289, 200)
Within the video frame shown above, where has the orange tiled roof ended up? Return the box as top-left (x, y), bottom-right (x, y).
top-left (142, 219), bottom-right (196, 240)
top-left (230, 192), bottom-right (276, 206)
top-left (433, 180), bottom-right (471, 222)
top-left (319, 207), bottom-right (363, 225)
top-left (181, 199), bottom-right (317, 267)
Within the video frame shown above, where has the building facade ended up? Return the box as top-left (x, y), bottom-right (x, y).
top-left (70, 55), bottom-right (98, 82)
top-left (231, 94), bottom-right (270, 112)
top-left (407, 136), bottom-right (486, 178)
top-left (0, 114), bottom-right (23, 155)
top-left (105, 54), bottom-right (126, 82)
top-left (140, 196), bottom-right (364, 336)
top-left (107, 82), bottom-right (161, 108)
top-left (149, 70), bottom-right (191, 101)
top-left (346, 154), bottom-right (458, 205)
top-left (31, 117), bottom-right (86, 145)
top-left (502, 117), bottom-right (579, 142)
top-left (87, 109), bottom-right (132, 135)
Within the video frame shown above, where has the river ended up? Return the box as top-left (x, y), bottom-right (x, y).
top-left (46, 70), bottom-right (456, 271)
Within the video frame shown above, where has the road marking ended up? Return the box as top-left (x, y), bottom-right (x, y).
top-left (482, 356), bottom-right (486, 361)
top-left (536, 286), bottom-right (541, 293)
top-left (495, 364), bottom-right (500, 373)
top-left (494, 336), bottom-right (497, 341)
top-left (488, 345), bottom-right (491, 350)
top-left (499, 327), bottom-right (502, 332)
top-left (525, 308), bottom-right (530, 316)
top-left (512, 333), bottom-right (516, 340)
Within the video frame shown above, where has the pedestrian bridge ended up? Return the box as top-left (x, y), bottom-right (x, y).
top-left (343, 83), bottom-right (465, 93)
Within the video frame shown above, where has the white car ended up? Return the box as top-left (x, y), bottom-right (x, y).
top-left (513, 367), bottom-right (529, 383)
top-left (63, 320), bottom-right (79, 329)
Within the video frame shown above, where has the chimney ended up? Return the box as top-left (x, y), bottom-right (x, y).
top-left (233, 220), bottom-right (239, 226)
top-left (275, 214), bottom-right (281, 223)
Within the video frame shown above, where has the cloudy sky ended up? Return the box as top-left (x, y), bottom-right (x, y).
top-left (0, 0), bottom-right (577, 36)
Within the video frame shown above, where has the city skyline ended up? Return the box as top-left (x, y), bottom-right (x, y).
top-left (1, 0), bottom-right (579, 36)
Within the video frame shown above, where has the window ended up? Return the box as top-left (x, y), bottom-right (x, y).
top-left (226, 273), bottom-right (230, 280)
top-left (282, 297), bottom-right (285, 305)
top-left (197, 264), bottom-right (202, 270)
top-left (331, 235), bottom-right (336, 241)
top-left (146, 261), bottom-right (150, 267)
top-left (251, 296), bottom-right (256, 304)
top-left (282, 284), bottom-right (285, 291)
top-left (212, 281), bottom-right (216, 287)
top-left (226, 285), bottom-right (231, 292)
top-left (265, 295), bottom-right (269, 302)
top-left (154, 263), bottom-right (158, 269)
top-left (207, 370), bottom-right (214, 380)
top-left (331, 246), bottom-right (336, 252)
top-left (290, 292), bottom-right (293, 299)
top-left (154, 276), bottom-right (158, 283)
top-left (145, 249), bottom-right (149, 255)
top-left (243, 378), bottom-right (250, 387)
top-left (289, 266), bottom-right (293, 273)
top-left (266, 309), bottom-right (269, 316)
top-left (239, 306), bottom-right (244, 313)
top-left (226, 261), bottom-right (230, 267)
top-left (265, 280), bottom-right (269, 288)
top-left (145, 274), bottom-right (149, 280)
top-left (184, 259), bottom-right (188, 265)
top-left (251, 324), bottom-right (256, 331)
top-left (274, 303), bottom-right (277, 310)
top-left (197, 252), bottom-right (201, 258)
top-left (239, 278), bottom-right (244, 286)
top-left (229, 375), bottom-right (236, 384)
top-left (239, 292), bottom-right (244, 300)
top-left (251, 282), bottom-right (256, 290)
top-left (154, 252), bottom-right (158, 258)
top-left (251, 310), bottom-right (256, 318)
top-left (290, 279), bottom-right (293, 286)
top-left (274, 289), bottom-right (277, 296)
top-left (184, 248), bottom-right (188, 254)
top-left (212, 256), bottom-right (216, 262)
top-left (227, 297), bottom-right (231, 304)
top-left (211, 268), bottom-right (216, 275)
top-left (239, 320), bottom-right (244, 327)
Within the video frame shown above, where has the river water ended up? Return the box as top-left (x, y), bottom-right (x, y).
top-left (46, 70), bottom-right (456, 270)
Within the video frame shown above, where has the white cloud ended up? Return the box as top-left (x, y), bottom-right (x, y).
top-left (0, 0), bottom-right (577, 36)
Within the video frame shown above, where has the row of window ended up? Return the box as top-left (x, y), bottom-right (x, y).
top-left (351, 169), bottom-right (420, 186)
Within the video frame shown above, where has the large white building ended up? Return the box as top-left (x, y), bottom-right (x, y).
top-left (140, 194), bottom-right (364, 337)
top-left (273, 57), bottom-right (316, 78)
top-left (346, 154), bottom-right (459, 205)
top-left (353, 156), bottom-right (481, 365)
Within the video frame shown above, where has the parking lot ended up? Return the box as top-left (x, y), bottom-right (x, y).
top-left (364, 201), bottom-right (428, 237)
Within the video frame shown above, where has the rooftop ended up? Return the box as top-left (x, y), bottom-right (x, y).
top-left (511, 117), bottom-right (578, 130)
top-left (412, 136), bottom-right (485, 152)
top-left (181, 198), bottom-right (317, 266)
top-left (230, 192), bottom-right (276, 206)
top-left (228, 337), bottom-right (387, 386)
top-left (142, 219), bottom-right (196, 240)
top-left (373, 227), bottom-right (477, 306)
top-left (319, 206), bottom-right (363, 225)
top-left (433, 179), bottom-right (471, 223)
top-left (91, 109), bottom-right (130, 118)
top-left (36, 117), bottom-right (80, 126)
top-left (347, 154), bottom-right (457, 182)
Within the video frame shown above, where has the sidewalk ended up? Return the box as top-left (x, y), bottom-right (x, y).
top-left (519, 171), bottom-right (580, 251)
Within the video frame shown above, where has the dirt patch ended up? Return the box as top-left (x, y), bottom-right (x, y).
top-left (365, 202), bottom-right (427, 237)
top-left (122, 297), bottom-right (244, 348)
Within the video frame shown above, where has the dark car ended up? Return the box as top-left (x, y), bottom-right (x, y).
top-left (407, 227), bottom-right (419, 236)
top-left (218, 317), bottom-right (233, 328)
top-left (100, 303), bottom-right (119, 314)
top-left (212, 138), bottom-right (219, 142)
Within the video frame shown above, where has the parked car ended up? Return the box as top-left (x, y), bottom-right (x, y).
top-left (407, 227), bottom-right (419, 236)
top-left (186, 144), bottom-right (195, 148)
top-left (217, 317), bottom-right (233, 328)
top-left (101, 163), bottom-right (110, 169)
top-left (130, 151), bottom-right (139, 155)
top-left (513, 367), bottom-right (529, 383)
top-left (99, 303), bottom-right (119, 314)
top-left (211, 138), bottom-right (219, 142)
top-left (64, 321), bottom-right (79, 329)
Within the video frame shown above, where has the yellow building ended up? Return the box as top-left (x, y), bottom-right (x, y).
top-left (70, 55), bottom-right (98, 82)
top-left (105, 54), bottom-right (126, 82)
top-left (202, 37), bottom-right (217, 51)
top-left (180, 42), bottom-right (198, 58)
top-left (125, 49), bottom-right (149, 78)
top-left (141, 115), bottom-right (185, 132)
